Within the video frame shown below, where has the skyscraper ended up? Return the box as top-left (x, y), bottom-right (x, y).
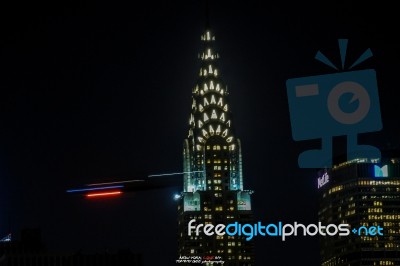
top-left (176, 28), bottom-right (255, 265)
top-left (318, 150), bottom-right (400, 265)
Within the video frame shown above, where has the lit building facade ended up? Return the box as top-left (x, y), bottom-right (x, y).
top-left (177, 29), bottom-right (254, 265)
top-left (318, 151), bottom-right (400, 266)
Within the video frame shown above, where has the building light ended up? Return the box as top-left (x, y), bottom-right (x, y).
top-left (213, 125), bottom-right (220, 135)
top-left (204, 113), bottom-right (209, 122)
top-left (374, 165), bottom-right (388, 178)
top-left (189, 114), bottom-right (194, 125)
top-left (174, 194), bottom-right (181, 200)
top-left (217, 97), bottom-right (223, 106)
top-left (211, 109), bottom-right (218, 119)
top-left (209, 125), bottom-right (215, 135)
top-left (210, 95), bottom-right (216, 104)
top-left (0, 234), bottom-right (11, 242)
top-left (207, 49), bottom-right (212, 58)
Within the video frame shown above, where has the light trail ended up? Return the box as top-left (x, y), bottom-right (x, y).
top-left (86, 191), bottom-right (122, 198)
top-left (67, 171), bottom-right (203, 195)
top-left (66, 185), bottom-right (123, 193)
top-left (86, 180), bottom-right (144, 187)
top-left (148, 171), bottom-right (203, 177)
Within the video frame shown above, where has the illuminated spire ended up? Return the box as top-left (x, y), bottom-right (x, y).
top-left (183, 27), bottom-right (243, 193)
top-left (191, 29), bottom-right (232, 146)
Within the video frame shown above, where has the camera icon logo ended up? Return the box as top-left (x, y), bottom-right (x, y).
top-left (286, 39), bottom-right (382, 168)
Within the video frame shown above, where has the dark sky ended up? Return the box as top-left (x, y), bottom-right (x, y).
top-left (1, 1), bottom-right (399, 265)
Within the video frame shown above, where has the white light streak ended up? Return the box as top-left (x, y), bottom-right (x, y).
top-left (148, 171), bottom-right (203, 178)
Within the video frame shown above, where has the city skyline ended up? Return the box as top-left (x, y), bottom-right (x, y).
top-left (1, 1), bottom-right (399, 265)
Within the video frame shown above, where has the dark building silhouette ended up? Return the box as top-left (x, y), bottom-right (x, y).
top-left (318, 150), bottom-right (400, 265)
top-left (0, 228), bottom-right (142, 266)
top-left (176, 28), bottom-right (254, 265)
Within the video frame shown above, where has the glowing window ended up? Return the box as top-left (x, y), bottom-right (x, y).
top-left (209, 125), bottom-right (215, 135)
top-left (204, 113), bottom-right (209, 122)
top-left (216, 125), bottom-right (221, 135)
top-left (207, 49), bottom-right (212, 58)
top-left (210, 95), bottom-right (216, 104)
top-left (211, 110), bottom-right (218, 119)
top-left (220, 113), bottom-right (226, 122)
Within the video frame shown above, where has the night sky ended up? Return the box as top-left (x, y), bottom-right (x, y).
top-left (1, 1), bottom-right (399, 265)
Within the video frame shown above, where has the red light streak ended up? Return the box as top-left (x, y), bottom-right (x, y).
top-left (85, 191), bottom-right (122, 198)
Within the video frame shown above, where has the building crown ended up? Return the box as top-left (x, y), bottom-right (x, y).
top-left (188, 30), bottom-right (235, 151)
